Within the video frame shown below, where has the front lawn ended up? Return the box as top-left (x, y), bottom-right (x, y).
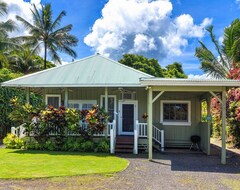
top-left (0, 149), bottom-right (129, 179)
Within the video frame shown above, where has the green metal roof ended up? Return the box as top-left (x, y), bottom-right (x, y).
top-left (1, 54), bottom-right (153, 88)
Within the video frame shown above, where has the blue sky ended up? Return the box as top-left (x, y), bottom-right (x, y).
top-left (4, 0), bottom-right (240, 77)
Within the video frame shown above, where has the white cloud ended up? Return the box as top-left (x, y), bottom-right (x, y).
top-left (236, 0), bottom-right (240, 7)
top-left (84, 0), bottom-right (212, 59)
top-left (1, 0), bottom-right (42, 37)
top-left (188, 73), bottom-right (214, 79)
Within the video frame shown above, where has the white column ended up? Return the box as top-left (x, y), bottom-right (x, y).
top-left (221, 90), bottom-right (226, 164)
top-left (147, 87), bottom-right (153, 160)
top-left (64, 88), bottom-right (68, 108)
top-left (104, 87), bottom-right (108, 137)
top-left (206, 96), bottom-right (211, 155)
top-left (134, 120), bottom-right (139, 154)
top-left (26, 87), bottom-right (30, 103)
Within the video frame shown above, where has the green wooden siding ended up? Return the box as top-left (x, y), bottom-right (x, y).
top-left (44, 87), bottom-right (209, 150)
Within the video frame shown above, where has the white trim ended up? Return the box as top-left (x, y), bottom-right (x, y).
top-left (118, 100), bottom-right (138, 135)
top-left (68, 100), bottom-right (97, 110)
top-left (45, 94), bottom-right (61, 107)
top-left (160, 100), bottom-right (191, 126)
top-left (100, 95), bottom-right (117, 120)
top-left (140, 78), bottom-right (240, 87)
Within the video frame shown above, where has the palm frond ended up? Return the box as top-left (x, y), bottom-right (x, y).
top-left (0, 1), bottom-right (7, 16)
top-left (50, 11), bottom-right (66, 31)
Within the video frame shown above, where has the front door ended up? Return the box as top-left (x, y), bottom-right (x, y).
top-left (119, 101), bottom-right (138, 135)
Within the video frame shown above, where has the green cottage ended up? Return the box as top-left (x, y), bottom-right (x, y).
top-left (2, 54), bottom-right (240, 164)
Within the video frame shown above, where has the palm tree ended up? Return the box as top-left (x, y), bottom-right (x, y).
top-left (0, 1), bottom-right (17, 51)
top-left (7, 47), bottom-right (55, 74)
top-left (195, 25), bottom-right (233, 79)
top-left (16, 3), bottom-right (78, 69)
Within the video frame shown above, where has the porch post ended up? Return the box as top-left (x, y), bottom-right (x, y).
top-left (64, 88), bottom-right (68, 108)
top-left (206, 96), bottom-right (211, 155)
top-left (26, 87), bottom-right (30, 103)
top-left (147, 87), bottom-right (153, 160)
top-left (221, 89), bottom-right (227, 164)
top-left (104, 87), bottom-right (108, 137)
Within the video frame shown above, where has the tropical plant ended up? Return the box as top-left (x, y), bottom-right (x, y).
top-left (195, 26), bottom-right (232, 79)
top-left (3, 133), bottom-right (24, 149)
top-left (227, 88), bottom-right (240, 147)
top-left (195, 19), bottom-right (240, 79)
top-left (0, 69), bottom-right (24, 138)
top-left (0, 1), bottom-right (17, 52)
top-left (16, 3), bottom-right (78, 69)
top-left (7, 47), bottom-right (55, 74)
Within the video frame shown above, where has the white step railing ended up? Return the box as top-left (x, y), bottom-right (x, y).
top-left (11, 124), bottom-right (26, 138)
top-left (138, 122), bottom-right (148, 137)
top-left (110, 120), bottom-right (116, 154)
top-left (134, 121), bottom-right (164, 154)
top-left (153, 125), bottom-right (164, 151)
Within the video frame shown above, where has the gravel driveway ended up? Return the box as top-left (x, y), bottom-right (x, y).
top-left (0, 148), bottom-right (239, 190)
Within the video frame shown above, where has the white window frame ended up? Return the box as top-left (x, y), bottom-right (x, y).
top-left (100, 95), bottom-right (117, 120)
top-left (118, 100), bottom-right (138, 135)
top-left (45, 94), bottom-right (61, 107)
top-left (160, 100), bottom-right (191, 126)
top-left (68, 100), bottom-right (97, 110)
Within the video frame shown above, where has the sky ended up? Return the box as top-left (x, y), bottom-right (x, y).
top-left (1, 0), bottom-right (240, 78)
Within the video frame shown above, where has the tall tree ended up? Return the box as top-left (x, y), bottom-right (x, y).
top-left (16, 3), bottom-right (78, 69)
top-left (119, 54), bottom-right (164, 77)
top-left (195, 19), bottom-right (240, 79)
top-left (119, 54), bottom-right (187, 78)
top-left (163, 62), bottom-right (187, 78)
top-left (0, 1), bottom-right (17, 52)
top-left (7, 47), bottom-right (55, 74)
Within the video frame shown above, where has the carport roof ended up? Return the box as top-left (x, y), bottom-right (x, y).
top-left (140, 78), bottom-right (240, 87)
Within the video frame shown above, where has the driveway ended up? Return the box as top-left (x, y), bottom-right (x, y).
top-left (0, 148), bottom-right (239, 190)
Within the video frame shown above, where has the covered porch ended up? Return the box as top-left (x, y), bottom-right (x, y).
top-left (141, 78), bottom-right (240, 164)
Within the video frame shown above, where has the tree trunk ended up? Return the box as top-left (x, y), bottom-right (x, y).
top-left (44, 42), bottom-right (47, 69)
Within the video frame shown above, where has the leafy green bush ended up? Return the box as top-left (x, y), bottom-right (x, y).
top-left (80, 140), bottom-right (94, 152)
top-left (44, 140), bottom-right (58, 151)
top-left (96, 138), bottom-right (110, 152)
top-left (3, 133), bottom-right (24, 149)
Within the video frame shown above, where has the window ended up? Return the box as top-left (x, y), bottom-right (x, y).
top-left (160, 100), bottom-right (191, 126)
top-left (101, 95), bottom-right (116, 122)
top-left (45, 94), bottom-right (61, 108)
top-left (68, 100), bottom-right (97, 110)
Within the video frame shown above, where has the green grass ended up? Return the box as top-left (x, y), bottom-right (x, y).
top-left (0, 149), bottom-right (129, 179)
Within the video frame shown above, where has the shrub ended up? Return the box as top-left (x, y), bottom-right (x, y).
top-left (63, 137), bottom-right (84, 151)
top-left (3, 133), bottom-right (24, 149)
top-left (96, 138), bottom-right (110, 153)
top-left (44, 140), bottom-right (58, 151)
top-left (80, 140), bottom-right (94, 152)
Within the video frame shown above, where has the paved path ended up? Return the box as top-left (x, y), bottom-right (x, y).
top-left (0, 147), bottom-right (239, 190)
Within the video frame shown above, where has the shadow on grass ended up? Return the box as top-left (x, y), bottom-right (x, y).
top-left (7, 149), bottom-right (112, 157)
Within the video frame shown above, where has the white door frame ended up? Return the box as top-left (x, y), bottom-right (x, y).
top-left (118, 100), bottom-right (138, 135)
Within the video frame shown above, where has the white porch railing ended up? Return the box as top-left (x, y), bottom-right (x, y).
top-left (11, 121), bottom-right (114, 137)
top-left (134, 121), bottom-right (164, 154)
top-left (110, 120), bottom-right (116, 154)
top-left (153, 124), bottom-right (164, 151)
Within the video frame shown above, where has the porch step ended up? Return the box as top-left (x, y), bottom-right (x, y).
top-left (115, 136), bottom-right (134, 153)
